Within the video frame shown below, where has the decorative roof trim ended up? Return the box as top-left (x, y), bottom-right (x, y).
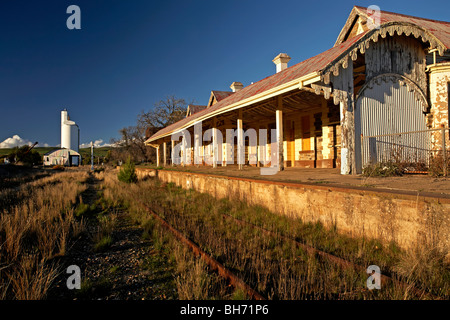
top-left (321, 22), bottom-right (448, 85)
top-left (334, 7), bottom-right (360, 46)
top-left (355, 73), bottom-right (430, 112)
top-left (311, 83), bottom-right (332, 100)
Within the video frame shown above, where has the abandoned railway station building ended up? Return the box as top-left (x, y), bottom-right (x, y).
top-left (145, 6), bottom-right (450, 175)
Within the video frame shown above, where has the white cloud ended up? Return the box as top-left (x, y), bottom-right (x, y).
top-left (0, 136), bottom-right (115, 150)
top-left (80, 139), bottom-right (112, 148)
top-left (0, 135), bottom-right (51, 149)
top-left (0, 135), bottom-right (33, 148)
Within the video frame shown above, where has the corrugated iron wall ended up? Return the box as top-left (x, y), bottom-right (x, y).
top-left (355, 80), bottom-right (429, 169)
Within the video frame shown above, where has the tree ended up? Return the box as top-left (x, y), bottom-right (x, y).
top-left (110, 95), bottom-right (189, 164)
top-left (110, 125), bottom-right (150, 163)
top-left (118, 156), bottom-right (137, 183)
top-left (7, 145), bottom-right (42, 166)
top-left (137, 95), bottom-right (188, 136)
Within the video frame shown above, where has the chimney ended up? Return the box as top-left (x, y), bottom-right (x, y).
top-left (230, 82), bottom-right (244, 92)
top-left (272, 53), bottom-right (291, 73)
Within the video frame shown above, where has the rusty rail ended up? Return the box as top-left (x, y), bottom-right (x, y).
top-left (141, 202), bottom-right (265, 300)
top-left (133, 184), bottom-right (440, 299)
top-left (221, 213), bottom-right (439, 299)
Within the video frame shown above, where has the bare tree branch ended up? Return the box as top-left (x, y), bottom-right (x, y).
top-left (110, 95), bottom-right (189, 164)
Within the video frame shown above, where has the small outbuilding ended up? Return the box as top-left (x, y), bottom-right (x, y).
top-left (43, 148), bottom-right (81, 167)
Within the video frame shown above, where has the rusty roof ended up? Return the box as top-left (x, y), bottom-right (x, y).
top-left (146, 32), bottom-right (366, 142)
top-left (187, 105), bottom-right (207, 115)
top-left (340, 6), bottom-right (450, 49)
top-left (146, 6), bottom-right (450, 143)
top-left (212, 91), bottom-right (235, 102)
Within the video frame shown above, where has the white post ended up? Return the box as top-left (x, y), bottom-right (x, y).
top-left (276, 97), bottom-right (284, 171)
top-left (194, 121), bottom-right (202, 165)
top-left (237, 110), bottom-right (244, 170)
top-left (163, 142), bottom-right (167, 167)
top-left (171, 140), bottom-right (175, 166)
top-left (181, 136), bottom-right (185, 167)
top-left (156, 145), bottom-right (160, 167)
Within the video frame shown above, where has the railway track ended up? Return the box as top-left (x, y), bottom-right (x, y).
top-left (133, 191), bottom-right (440, 300)
top-left (220, 212), bottom-right (437, 299)
top-left (141, 202), bottom-right (265, 300)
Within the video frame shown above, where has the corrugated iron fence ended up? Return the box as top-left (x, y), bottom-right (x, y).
top-left (361, 127), bottom-right (449, 175)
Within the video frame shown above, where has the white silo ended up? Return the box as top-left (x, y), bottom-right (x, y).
top-left (61, 109), bottom-right (79, 153)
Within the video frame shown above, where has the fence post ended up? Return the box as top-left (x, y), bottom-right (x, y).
top-left (361, 134), bottom-right (364, 169)
top-left (442, 127), bottom-right (447, 177)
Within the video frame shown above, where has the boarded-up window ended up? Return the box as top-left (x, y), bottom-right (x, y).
top-left (314, 113), bottom-right (322, 134)
top-left (328, 103), bottom-right (340, 124)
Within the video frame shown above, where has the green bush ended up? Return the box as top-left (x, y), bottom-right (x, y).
top-left (94, 235), bottom-right (113, 252)
top-left (7, 145), bottom-right (42, 166)
top-left (118, 157), bottom-right (138, 183)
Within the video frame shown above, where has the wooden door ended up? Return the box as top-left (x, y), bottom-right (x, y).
top-left (301, 116), bottom-right (311, 151)
top-left (290, 122), bottom-right (295, 164)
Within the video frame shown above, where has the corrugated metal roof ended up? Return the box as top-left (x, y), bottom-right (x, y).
top-left (147, 33), bottom-right (366, 142)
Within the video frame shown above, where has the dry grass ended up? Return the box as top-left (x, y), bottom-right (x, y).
top-left (7, 256), bottom-right (59, 300)
top-left (394, 246), bottom-right (449, 298)
top-left (175, 256), bottom-right (211, 300)
top-left (0, 169), bottom-right (89, 300)
top-left (100, 170), bottom-right (234, 300)
top-left (94, 169), bottom-right (450, 300)
top-left (92, 211), bottom-right (118, 252)
top-left (125, 172), bottom-right (449, 299)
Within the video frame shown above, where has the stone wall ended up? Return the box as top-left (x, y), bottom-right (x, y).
top-left (135, 167), bottom-right (450, 260)
top-left (429, 63), bottom-right (450, 154)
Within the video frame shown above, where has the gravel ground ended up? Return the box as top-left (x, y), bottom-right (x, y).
top-left (47, 174), bottom-right (178, 300)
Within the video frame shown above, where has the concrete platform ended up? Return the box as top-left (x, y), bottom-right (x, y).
top-left (141, 165), bottom-right (450, 200)
top-left (134, 165), bottom-right (450, 259)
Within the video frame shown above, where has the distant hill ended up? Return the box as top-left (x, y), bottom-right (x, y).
top-left (79, 146), bottom-right (111, 158)
top-left (0, 146), bottom-right (112, 158)
top-left (0, 147), bottom-right (55, 157)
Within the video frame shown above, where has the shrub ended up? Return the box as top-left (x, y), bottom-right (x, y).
top-left (7, 145), bottom-right (42, 166)
top-left (428, 153), bottom-right (450, 177)
top-left (94, 235), bottom-right (113, 252)
top-left (117, 157), bottom-right (137, 183)
top-left (94, 167), bottom-right (105, 173)
top-left (362, 161), bottom-right (404, 177)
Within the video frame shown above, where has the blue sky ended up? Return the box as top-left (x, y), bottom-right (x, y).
top-left (1, 0), bottom-right (449, 148)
